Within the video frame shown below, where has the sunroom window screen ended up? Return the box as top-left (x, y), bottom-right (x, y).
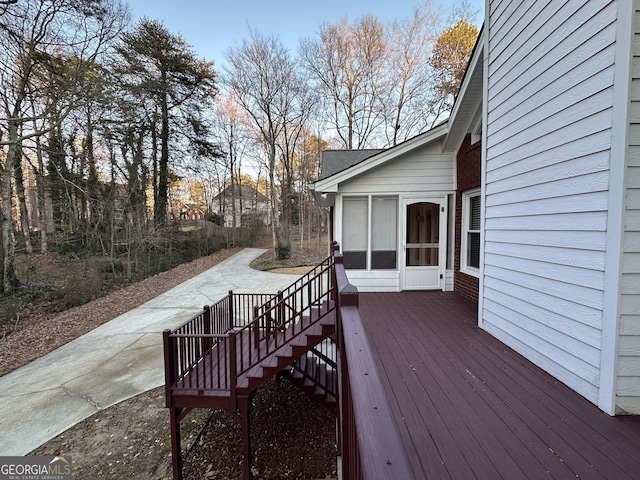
top-left (343, 197), bottom-right (367, 269)
top-left (371, 197), bottom-right (397, 269)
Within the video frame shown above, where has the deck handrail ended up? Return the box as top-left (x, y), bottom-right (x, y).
top-left (163, 245), bottom-right (413, 479)
top-left (334, 246), bottom-right (415, 480)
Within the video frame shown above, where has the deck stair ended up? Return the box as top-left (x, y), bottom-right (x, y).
top-left (235, 304), bottom-right (336, 394)
top-left (163, 254), bottom-right (338, 480)
top-left (280, 340), bottom-right (338, 413)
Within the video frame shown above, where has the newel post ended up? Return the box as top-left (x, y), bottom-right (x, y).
top-left (334, 244), bottom-right (357, 309)
top-left (331, 242), bottom-right (340, 304)
top-left (229, 330), bottom-right (237, 402)
top-left (228, 290), bottom-right (234, 330)
top-left (162, 329), bottom-right (174, 408)
top-left (164, 329), bottom-right (183, 480)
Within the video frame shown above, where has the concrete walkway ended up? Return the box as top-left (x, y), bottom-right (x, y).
top-left (0, 248), bottom-right (301, 456)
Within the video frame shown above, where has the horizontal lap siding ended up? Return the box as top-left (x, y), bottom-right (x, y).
top-left (339, 149), bottom-right (455, 194)
top-left (484, 0), bottom-right (616, 404)
top-left (618, 3), bottom-right (640, 414)
top-left (344, 271), bottom-right (400, 292)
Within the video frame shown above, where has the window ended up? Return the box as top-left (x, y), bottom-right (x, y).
top-left (371, 197), bottom-right (397, 269)
top-left (342, 197), bottom-right (368, 269)
top-left (342, 196), bottom-right (398, 270)
top-left (462, 190), bottom-right (481, 275)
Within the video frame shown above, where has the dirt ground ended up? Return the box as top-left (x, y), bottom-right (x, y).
top-left (1, 246), bottom-right (336, 479)
top-left (31, 379), bottom-right (336, 480)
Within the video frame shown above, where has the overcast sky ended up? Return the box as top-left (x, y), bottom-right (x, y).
top-left (126, 0), bottom-right (485, 66)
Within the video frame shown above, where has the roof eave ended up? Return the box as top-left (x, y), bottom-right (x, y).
top-left (442, 26), bottom-right (485, 153)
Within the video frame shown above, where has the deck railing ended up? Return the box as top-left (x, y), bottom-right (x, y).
top-left (290, 338), bottom-right (338, 400)
top-left (163, 256), bottom-right (336, 400)
top-left (164, 292), bottom-right (276, 397)
top-left (334, 248), bottom-right (414, 480)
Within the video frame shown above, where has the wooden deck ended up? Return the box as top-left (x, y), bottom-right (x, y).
top-left (358, 291), bottom-right (640, 480)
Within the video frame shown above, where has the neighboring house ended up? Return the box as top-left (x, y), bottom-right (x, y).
top-left (313, 0), bottom-right (640, 416)
top-left (172, 202), bottom-right (205, 221)
top-left (213, 184), bottom-right (269, 227)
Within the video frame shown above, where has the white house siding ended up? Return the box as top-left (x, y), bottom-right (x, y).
top-left (483, 0), bottom-right (619, 405)
top-left (337, 143), bottom-right (455, 195)
top-left (618, 1), bottom-right (640, 414)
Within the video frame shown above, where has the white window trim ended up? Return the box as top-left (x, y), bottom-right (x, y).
top-left (342, 196), bottom-right (369, 270)
top-left (461, 188), bottom-right (480, 277)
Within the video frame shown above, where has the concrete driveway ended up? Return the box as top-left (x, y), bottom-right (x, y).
top-left (0, 248), bottom-right (301, 456)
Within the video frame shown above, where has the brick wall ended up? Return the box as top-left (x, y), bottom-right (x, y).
top-left (454, 134), bottom-right (481, 303)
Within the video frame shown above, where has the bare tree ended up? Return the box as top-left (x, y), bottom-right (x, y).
top-left (224, 30), bottom-right (307, 254)
top-left (211, 93), bottom-right (253, 241)
top-left (383, 1), bottom-right (443, 145)
top-left (300, 15), bottom-right (387, 149)
top-left (296, 131), bottom-right (328, 247)
top-left (0, 0), bottom-right (127, 292)
top-left (275, 61), bottom-right (316, 246)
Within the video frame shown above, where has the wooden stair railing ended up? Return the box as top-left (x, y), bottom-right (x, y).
top-left (163, 254), bottom-right (338, 480)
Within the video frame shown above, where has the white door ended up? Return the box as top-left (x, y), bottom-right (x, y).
top-left (402, 198), bottom-right (447, 290)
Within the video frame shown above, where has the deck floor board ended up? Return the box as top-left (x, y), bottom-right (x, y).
top-left (359, 291), bottom-right (640, 480)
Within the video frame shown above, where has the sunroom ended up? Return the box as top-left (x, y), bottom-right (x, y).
top-left (312, 125), bottom-right (457, 292)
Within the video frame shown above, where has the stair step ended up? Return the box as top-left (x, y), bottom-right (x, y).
top-left (290, 335), bottom-right (308, 347)
top-left (275, 345), bottom-right (293, 360)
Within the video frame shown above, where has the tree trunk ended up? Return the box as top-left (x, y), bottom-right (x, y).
top-left (268, 150), bottom-right (281, 253)
top-left (85, 105), bottom-right (103, 251)
top-left (2, 120), bottom-right (21, 292)
top-left (31, 106), bottom-right (48, 253)
top-left (229, 125), bottom-right (237, 244)
top-left (155, 88), bottom-right (170, 224)
top-left (14, 144), bottom-right (33, 254)
top-left (151, 114), bottom-right (158, 220)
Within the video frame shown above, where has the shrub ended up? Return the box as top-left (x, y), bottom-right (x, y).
top-left (275, 242), bottom-right (291, 260)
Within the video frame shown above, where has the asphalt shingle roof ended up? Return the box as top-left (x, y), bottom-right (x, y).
top-left (318, 149), bottom-right (384, 180)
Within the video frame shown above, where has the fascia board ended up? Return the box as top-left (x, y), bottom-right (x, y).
top-left (443, 27), bottom-right (485, 152)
